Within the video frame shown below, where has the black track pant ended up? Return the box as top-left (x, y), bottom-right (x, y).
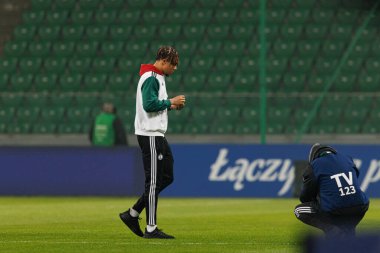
top-left (294, 201), bottom-right (369, 237)
top-left (132, 135), bottom-right (174, 226)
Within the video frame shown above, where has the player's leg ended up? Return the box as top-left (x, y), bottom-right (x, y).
top-left (158, 137), bottom-right (174, 193)
top-left (294, 202), bottom-right (343, 236)
top-left (119, 135), bottom-right (151, 237)
top-left (143, 136), bottom-right (174, 239)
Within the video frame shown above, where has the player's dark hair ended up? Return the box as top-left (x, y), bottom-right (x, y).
top-left (156, 46), bottom-right (179, 66)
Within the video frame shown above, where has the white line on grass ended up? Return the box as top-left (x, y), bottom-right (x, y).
top-left (0, 241), bottom-right (295, 246)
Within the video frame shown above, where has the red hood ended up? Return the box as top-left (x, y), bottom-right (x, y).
top-left (139, 64), bottom-right (163, 76)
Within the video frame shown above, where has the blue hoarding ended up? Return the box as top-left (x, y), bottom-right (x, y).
top-left (163, 144), bottom-right (380, 198)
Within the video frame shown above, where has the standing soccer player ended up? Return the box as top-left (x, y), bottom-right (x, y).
top-left (294, 143), bottom-right (369, 237)
top-left (119, 46), bottom-right (185, 239)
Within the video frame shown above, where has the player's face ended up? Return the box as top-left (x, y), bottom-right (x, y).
top-left (162, 60), bottom-right (178, 76)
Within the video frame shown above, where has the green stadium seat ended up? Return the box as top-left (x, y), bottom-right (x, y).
top-left (31, 0), bottom-right (51, 10)
top-left (271, 0), bottom-right (293, 8)
top-left (16, 107), bottom-right (40, 123)
top-left (34, 73), bottom-right (58, 92)
top-left (239, 56), bottom-right (259, 73)
top-left (182, 121), bottom-right (209, 134)
top-left (117, 57), bottom-right (140, 72)
top-left (323, 94), bottom-right (348, 108)
top-left (52, 41), bottom-right (75, 56)
top-left (0, 73), bottom-right (9, 90)
top-left (165, 9), bottom-right (189, 24)
top-left (329, 25), bottom-right (353, 41)
top-left (13, 25), bottom-right (36, 41)
top-left (268, 107), bottom-right (291, 124)
top-left (314, 57), bottom-right (337, 74)
top-left (206, 24), bottom-right (230, 40)
top-left (190, 56), bottom-right (214, 73)
top-left (75, 94), bottom-right (100, 107)
top-left (351, 43), bottom-right (370, 58)
top-left (273, 40), bottom-right (296, 57)
top-left (71, 10), bottom-right (94, 25)
top-left (215, 106), bottom-right (241, 122)
top-left (365, 58), bottom-right (380, 74)
top-left (108, 73), bottom-right (131, 92)
top-left (267, 9), bottom-right (286, 24)
top-left (335, 9), bottom-right (359, 24)
top-left (282, 73), bottom-right (306, 93)
top-left (304, 24), bottom-right (328, 40)
top-left (289, 57), bottom-right (313, 73)
top-left (78, 0), bottom-right (100, 10)
top-left (359, 28), bottom-right (376, 42)
top-left (297, 41), bottom-right (320, 57)
top-left (241, 107), bottom-right (260, 122)
top-left (142, 9), bottom-right (164, 23)
top-left (117, 10), bottom-right (141, 25)
top-left (357, 72), bottom-right (379, 92)
top-left (231, 24), bottom-right (254, 40)
top-left (95, 10), bottom-right (117, 24)
top-left (43, 57), bottom-right (68, 73)
top-left (55, 0), bottom-right (77, 9)
top-left (58, 123), bottom-right (83, 133)
top-left (286, 9), bottom-right (310, 24)
top-left (321, 41), bottom-right (345, 58)
top-left (66, 107), bottom-right (92, 123)
top-left (4, 41), bottom-right (28, 56)
top-left (133, 25), bottom-right (157, 40)
top-left (232, 73), bottom-right (256, 92)
top-left (28, 41), bottom-right (52, 57)
top-left (267, 57), bottom-right (288, 74)
top-left (198, 41), bottom-right (222, 56)
top-left (362, 124), bottom-right (380, 134)
top-left (350, 94), bottom-right (373, 108)
top-left (280, 25), bottom-right (303, 40)
top-left (83, 73), bottom-right (107, 92)
top-left (175, 41), bottom-right (197, 57)
top-left (336, 124), bottom-right (361, 134)
top-left (341, 58), bottom-right (363, 74)
top-left (0, 107), bottom-right (16, 123)
top-left (1, 93), bottom-right (24, 107)
top-left (59, 73), bottom-right (83, 92)
top-left (0, 58), bottom-right (18, 73)
top-left (109, 25), bottom-right (133, 40)
top-left (19, 57), bottom-right (42, 73)
top-left (207, 73), bottom-right (231, 91)
top-left (318, 107), bottom-right (342, 125)
top-left (62, 25), bottom-right (85, 41)
top-left (32, 123), bottom-right (57, 134)
top-left (10, 74), bottom-right (34, 92)
top-left (235, 122), bottom-right (259, 135)
top-left (222, 41), bottom-right (246, 57)
top-left (166, 121), bottom-right (183, 134)
top-left (189, 9), bottom-right (213, 24)
top-left (158, 25), bottom-right (182, 40)
top-left (23, 11), bottom-right (45, 24)
top-left (37, 25), bottom-right (61, 41)
top-left (68, 57), bottom-right (92, 73)
top-left (46, 10), bottom-right (69, 25)
top-left (307, 76), bottom-right (327, 92)
top-left (182, 73), bottom-right (206, 92)
top-left (173, 0), bottom-right (195, 7)
top-left (214, 9), bottom-right (237, 24)
top-left (75, 41), bottom-right (99, 57)
top-left (211, 121), bottom-right (235, 134)
top-left (85, 25), bottom-right (108, 40)
top-left (126, 0), bottom-right (148, 8)
top-left (332, 74), bottom-right (356, 92)
top-left (183, 24), bottom-right (205, 40)
top-left (101, 41), bottom-right (124, 57)
top-left (238, 9), bottom-right (258, 24)
top-left (50, 94), bottom-right (74, 107)
top-left (267, 122), bottom-right (284, 134)
top-left (92, 57), bottom-right (116, 73)
top-left (101, 0), bottom-right (124, 9)
top-left (7, 123), bottom-right (31, 134)
top-left (215, 57), bottom-right (239, 73)
top-left (311, 9), bottom-right (334, 24)
top-left (309, 123), bottom-right (335, 134)
top-left (125, 41), bottom-right (149, 57)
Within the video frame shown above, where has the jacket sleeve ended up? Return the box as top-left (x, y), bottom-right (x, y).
top-left (299, 164), bottom-right (318, 203)
top-left (113, 117), bottom-right (127, 146)
top-left (141, 76), bottom-right (171, 112)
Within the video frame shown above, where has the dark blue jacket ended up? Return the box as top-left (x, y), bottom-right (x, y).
top-left (300, 152), bottom-right (369, 212)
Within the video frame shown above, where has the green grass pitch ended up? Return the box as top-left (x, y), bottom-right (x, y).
top-left (0, 197), bottom-right (379, 253)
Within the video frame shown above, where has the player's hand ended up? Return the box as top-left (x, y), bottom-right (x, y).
top-left (170, 95), bottom-right (186, 106)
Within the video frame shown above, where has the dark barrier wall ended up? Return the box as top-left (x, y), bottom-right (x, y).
top-left (0, 147), bottom-right (144, 196)
top-left (1, 145), bottom-right (380, 197)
